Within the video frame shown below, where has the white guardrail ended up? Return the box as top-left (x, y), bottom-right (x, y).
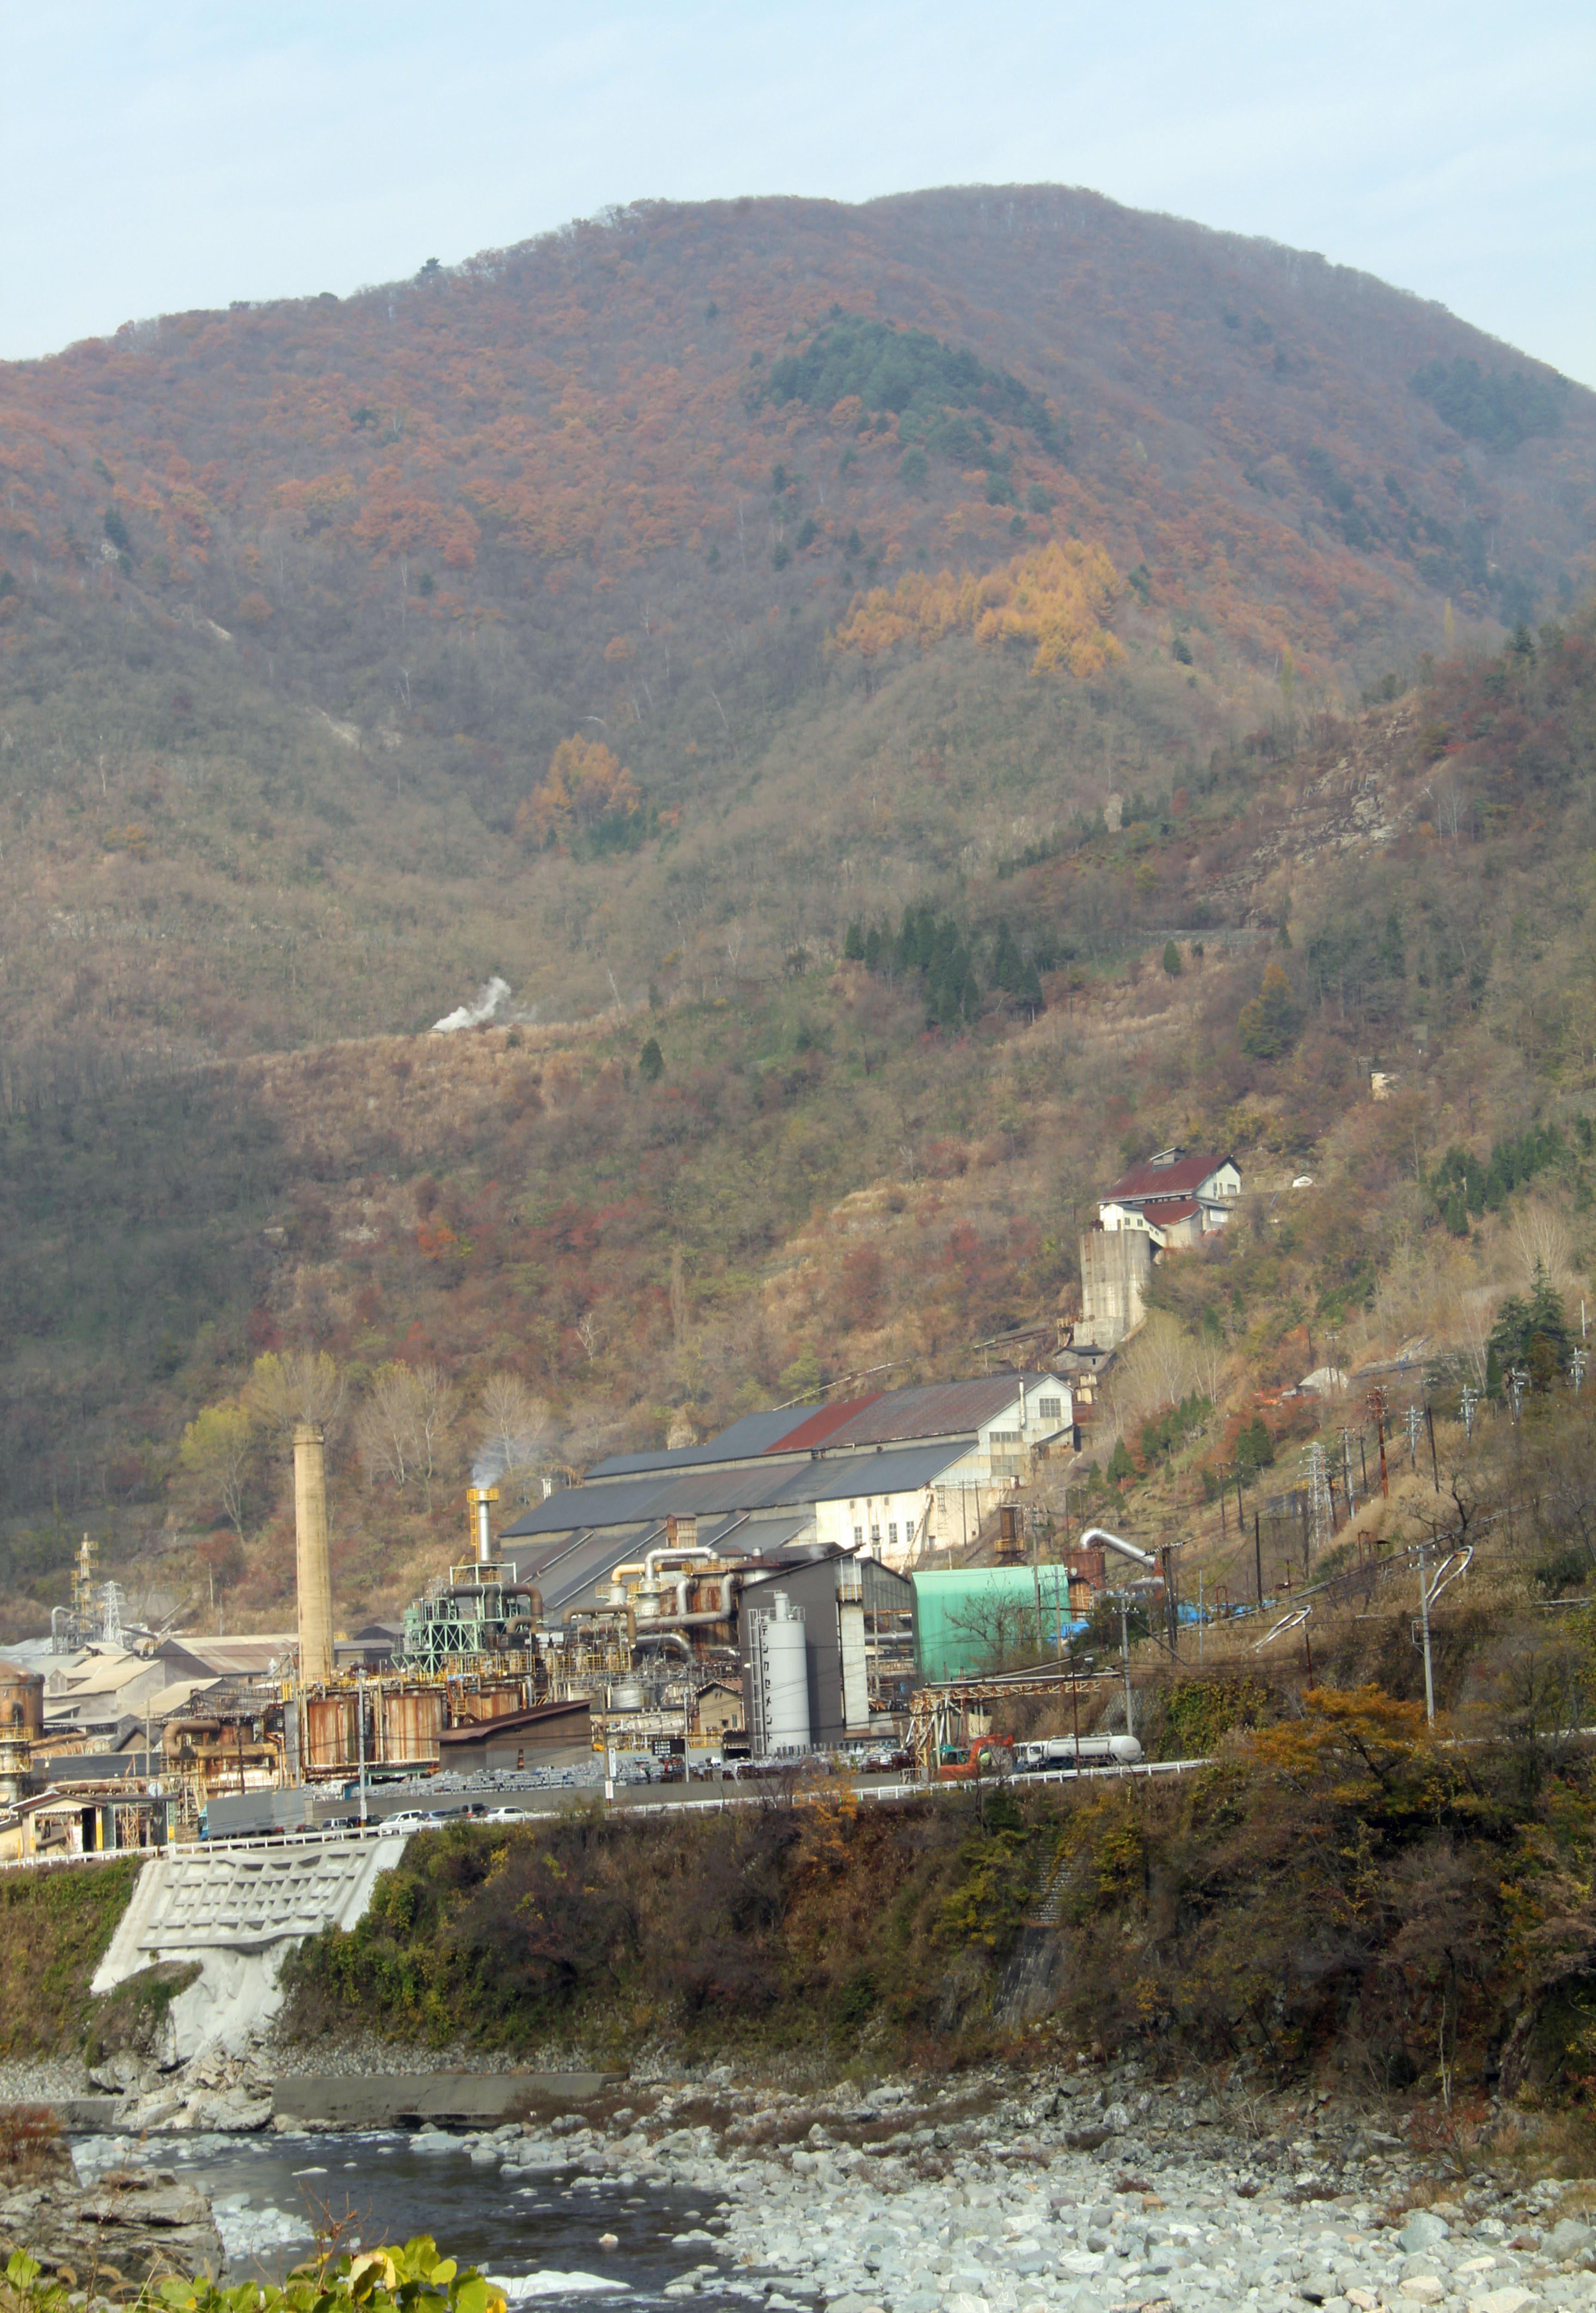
top-left (0, 1755), bottom-right (1218, 1867)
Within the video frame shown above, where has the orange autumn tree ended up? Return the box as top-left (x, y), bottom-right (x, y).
top-left (515, 735), bottom-right (641, 851)
top-left (831, 539), bottom-right (1124, 678)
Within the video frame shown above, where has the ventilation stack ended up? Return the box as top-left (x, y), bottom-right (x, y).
top-left (293, 1421), bottom-right (335, 1688)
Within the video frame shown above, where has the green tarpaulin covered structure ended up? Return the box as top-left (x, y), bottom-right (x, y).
top-left (910, 1564), bottom-right (1073, 1683)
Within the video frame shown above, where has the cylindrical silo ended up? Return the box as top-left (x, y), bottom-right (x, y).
top-left (0, 1661), bottom-right (43, 1805)
top-left (753, 1592), bottom-right (810, 1756)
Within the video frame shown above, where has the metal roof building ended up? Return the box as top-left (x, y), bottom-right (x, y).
top-left (498, 1369), bottom-right (1076, 1613)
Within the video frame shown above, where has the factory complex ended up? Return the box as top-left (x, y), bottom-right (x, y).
top-left (0, 1364), bottom-right (1153, 1860)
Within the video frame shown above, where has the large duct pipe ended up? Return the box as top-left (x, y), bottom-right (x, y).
top-left (293, 1421), bottom-right (335, 1687)
top-left (642, 1545), bottom-right (714, 1581)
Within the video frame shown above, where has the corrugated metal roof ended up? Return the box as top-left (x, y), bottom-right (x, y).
top-left (507, 1440), bottom-right (972, 1539)
top-left (586, 1410), bottom-right (803, 1479)
top-left (820, 1376), bottom-right (1058, 1446)
top-left (764, 1394), bottom-right (884, 1453)
top-left (1104, 1152), bottom-right (1231, 1202)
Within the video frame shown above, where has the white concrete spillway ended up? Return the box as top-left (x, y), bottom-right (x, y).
top-left (93, 1833), bottom-right (410, 2057)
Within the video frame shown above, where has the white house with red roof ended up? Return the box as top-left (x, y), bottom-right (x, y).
top-left (1097, 1147), bottom-right (1241, 1251)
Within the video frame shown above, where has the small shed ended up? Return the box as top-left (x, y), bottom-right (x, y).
top-left (693, 1680), bottom-right (744, 1739)
top-left (436, 1698), bottom-right (591, 1772)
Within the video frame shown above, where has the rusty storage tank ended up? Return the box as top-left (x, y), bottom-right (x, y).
top-left (379, 1685), bottom-right (444, 1769)
top-left (0, 1662), bottom-right (44, 1741)
top-left (453, 1679), bottom-right (526, 1724)
top-left (304, 1690), bottom-right (359, 1775)
top-left (0, 1661), bottom-right (43, 1805)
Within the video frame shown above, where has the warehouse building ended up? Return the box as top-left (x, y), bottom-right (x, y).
top-left (497, 1372), bottom-right (1074, 1620)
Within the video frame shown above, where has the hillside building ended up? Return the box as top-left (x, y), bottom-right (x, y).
top-left (1079, 1147), bottom-right (1240, 1349)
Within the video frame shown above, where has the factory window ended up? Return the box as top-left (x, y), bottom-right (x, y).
top-left (516, 1748), bottom-right (524, 1770)
top-left (870, 1526), bottom-right (881, 1551)
top-left (1038, 1395), bottom-right (1063, 1423)
top-left (887, 1522), bottom-right (898, 1550)
top-left (853, 1524), bottom-right (863, 1549)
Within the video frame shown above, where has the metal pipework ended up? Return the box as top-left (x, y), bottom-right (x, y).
top-left (1078, 1525), bottom-right (1161, 1572)
top-left (642, 1544), bottom-right (714, 1581)
top-left (467, 1485), bottom-right (499, 1567)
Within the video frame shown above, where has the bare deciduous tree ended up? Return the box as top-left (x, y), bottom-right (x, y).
top-left (1512, 1197), bottom-right (1573, 1290)
top-left (1108, 1311), bottom-right (1202, 1431)
top-left (356, 1360), bottom-right (457, 1510)
top-left (246, 1349), bottom-right (345, 1440)
top-left (477, 1373), bottom-right (554, 1505)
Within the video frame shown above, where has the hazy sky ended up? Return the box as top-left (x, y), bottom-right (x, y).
top-left (5, 0), bottom-right (1594, 383)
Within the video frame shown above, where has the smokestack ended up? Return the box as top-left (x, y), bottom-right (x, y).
top-left (293, 1422), bottom-right (335, 1687)
top-left (468, 1485), bottom-right (498, 1566)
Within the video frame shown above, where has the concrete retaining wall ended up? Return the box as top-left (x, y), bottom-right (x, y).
top-left (91, 1833), bottom-right (410, 2056)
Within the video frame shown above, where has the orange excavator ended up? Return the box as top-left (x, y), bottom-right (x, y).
top-left (936, 1735), bottom-right (1015, 1782)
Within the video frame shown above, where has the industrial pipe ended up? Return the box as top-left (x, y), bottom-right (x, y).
top-left (642, 1545), bottom-right (714, 1581)
top-left (631, 1606), bottom-right (735, 1630)
top-left (1078, 1525), bottom-right (1161, 1572)
top-left (634, 1631), bottom-right (693, 1660)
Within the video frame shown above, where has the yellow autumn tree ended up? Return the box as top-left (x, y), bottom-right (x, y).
top-left (831, 539), bottom-right (1124, 678)
top-left (515, 735), bottom-right (641, 849)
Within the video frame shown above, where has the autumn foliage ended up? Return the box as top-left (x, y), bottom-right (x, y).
top-left (832, 540), bottom-right (1124, 677)
top-left (514, 735), bottom-right (641, 849)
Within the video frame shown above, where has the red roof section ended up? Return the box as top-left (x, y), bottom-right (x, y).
top-left (1143, 1196), bottom-right (1200, 1227)
top-left (763, 1394), bottom-right (884, 1454)
top-left (1104, 1152), bottom-right (1232, 1203)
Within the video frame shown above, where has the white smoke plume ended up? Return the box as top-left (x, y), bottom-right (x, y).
top-left (432, 976), bottom-right (511, 1033)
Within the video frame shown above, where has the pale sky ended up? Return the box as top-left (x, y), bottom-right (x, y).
top-left (4, 0), bottom-right (1594, 384)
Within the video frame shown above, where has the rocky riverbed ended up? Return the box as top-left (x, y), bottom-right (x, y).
top-left (290, 2059), bottom-right (1596, 2313)
top-left (29, 2049), bottom-right (1596, 2313)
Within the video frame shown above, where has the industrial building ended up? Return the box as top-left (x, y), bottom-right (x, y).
top-left (498, 1372), bottom-right (1073, 1611)
top-left (0, 1363), bottom-right (1102, 1847)
top-left (735, 1553), bottom-right (916, 1750)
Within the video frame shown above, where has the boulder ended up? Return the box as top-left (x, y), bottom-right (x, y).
top-left (0, 2158), bottom-right (223, 2292)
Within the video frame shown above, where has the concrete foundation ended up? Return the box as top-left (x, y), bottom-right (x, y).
top-left (272, 2071), bottom-right (623, 2126)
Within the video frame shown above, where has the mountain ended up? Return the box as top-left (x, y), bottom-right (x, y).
top-left (0, 185), bottom-right (1593, 1626)
top-left (0, 186), bottom-right (1590, 1057)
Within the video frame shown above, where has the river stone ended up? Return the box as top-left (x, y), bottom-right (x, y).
top-left (1400, 2214), bottom-right (1451, 2254)
top-left (1398, 2280), bottom-right (1444, 2304)
top-left (1467, 2292), bottom-right (1536, 2313)
top-left (1547, 2219), bottom-right (1596, 2261)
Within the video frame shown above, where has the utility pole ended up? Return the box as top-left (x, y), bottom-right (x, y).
top-left (357, 1668), bottom-right (369, 1826)
top-left (1426, 1403), bottom-right (1440, 1492)
top-left (1418, 1544), bottom-right (1436, 1725)
top-left (1120, 1597), bottom-right (1134, 1739)
top-left (1368, 1390), bottom-right (1389, 1498)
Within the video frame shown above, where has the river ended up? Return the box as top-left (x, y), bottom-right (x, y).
top-left (73, 2129), bottom-right (744, 2309)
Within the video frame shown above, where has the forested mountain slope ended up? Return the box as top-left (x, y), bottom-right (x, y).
top-left (1, 185), bottom-right (1595, 1626)
top-left (1, 187), bottom-right (1591, 1054)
